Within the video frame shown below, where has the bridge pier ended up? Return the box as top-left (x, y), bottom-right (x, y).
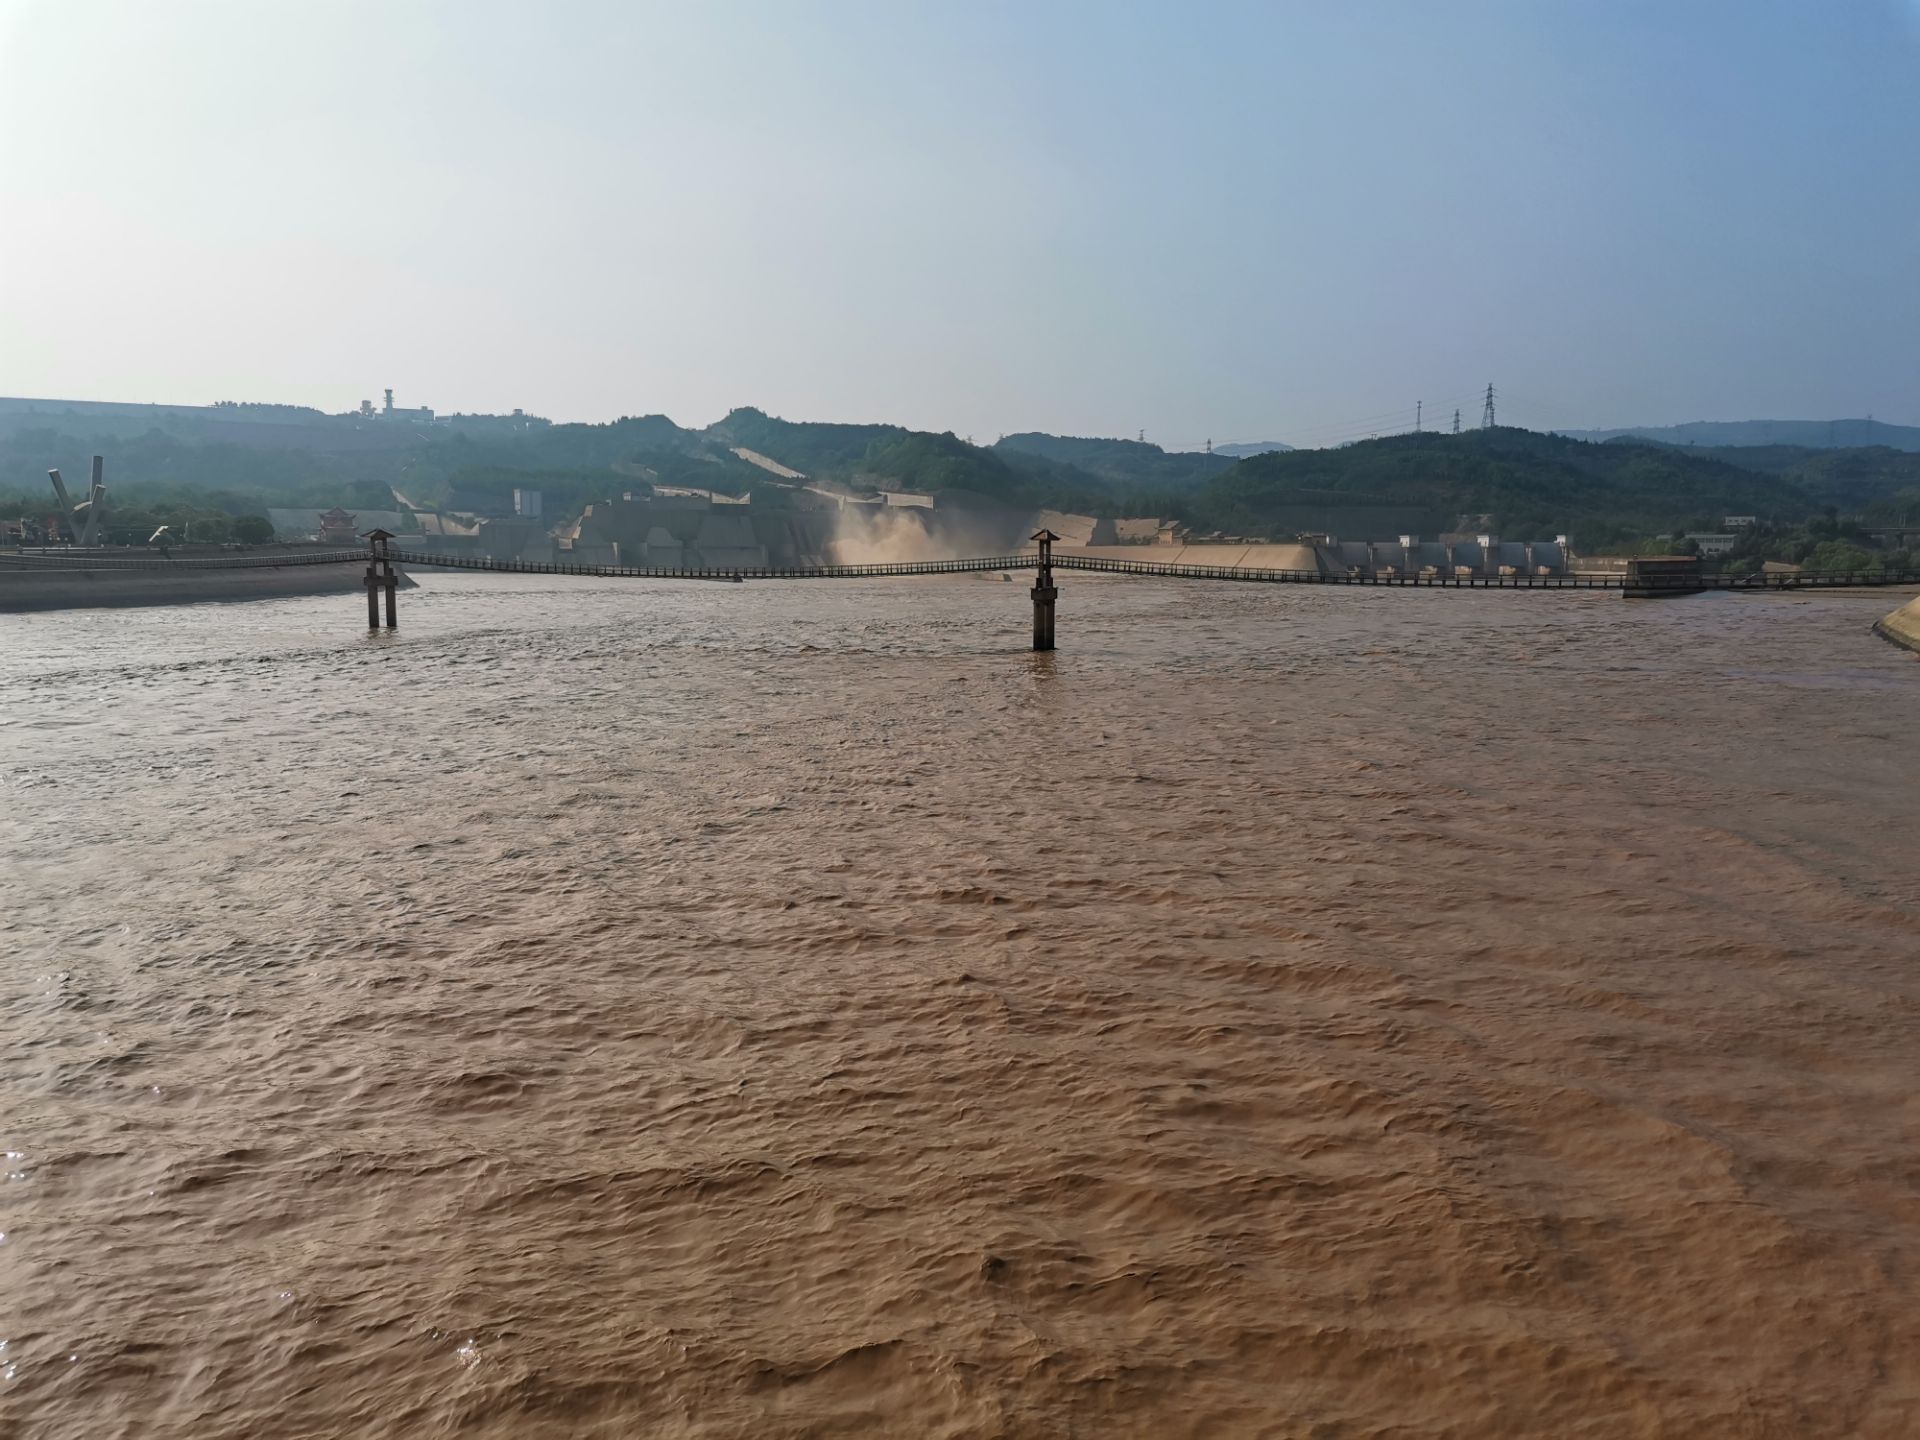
top-left (363, 529), bottom-right (399, 629)
top-left (1032, 578), bottom-right (1057, 650)
top-left (1031, 528), bottom-right (1060, 651)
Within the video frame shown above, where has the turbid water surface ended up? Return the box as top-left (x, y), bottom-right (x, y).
top-left (3, 575), bottom-right (1918, 1438)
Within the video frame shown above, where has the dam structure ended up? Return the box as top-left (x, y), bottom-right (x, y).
top-left (1876, 594), bottom-right (1920, 653)
top-left (8, 463), bottom-right (1916, 627)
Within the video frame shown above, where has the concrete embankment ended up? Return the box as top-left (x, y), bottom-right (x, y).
top-left (1874, 594), bottom-right (1920, 653)
top-left (0, 560), bottom-right (405, 612)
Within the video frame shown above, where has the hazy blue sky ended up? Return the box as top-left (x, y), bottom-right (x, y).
top-left (2, 1), bottom-right (1915, 446)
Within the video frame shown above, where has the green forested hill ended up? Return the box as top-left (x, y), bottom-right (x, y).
top-left (1666, 444), bottom-right (1920, 512)
top-left (442, 414), bottom-right (703, 472)
top-left (704, 407), bottom-right (905, 475)
top-left (1559, 418), bottom-right (1920, 451)
top-left (697, 412), bottom-right (1111, 509)
top-left (993, 432), bottom-right (1232, 490)
top-left (861, 432), bottom-right (1108, 510)
top-left (1167, 428), bottom-right (1817, 546)
top-left (6, 402), bottom-right (1918, 549)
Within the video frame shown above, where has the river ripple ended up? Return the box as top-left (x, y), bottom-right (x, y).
top-left (3, 575), bottom-right (1918, 1438)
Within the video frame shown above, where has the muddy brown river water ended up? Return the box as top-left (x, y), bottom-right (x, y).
top-left (3, 575), bottom-right (1918, 1438)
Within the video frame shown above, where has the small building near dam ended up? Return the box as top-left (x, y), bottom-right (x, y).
top-left (267, 507), bottom-right (415, 543)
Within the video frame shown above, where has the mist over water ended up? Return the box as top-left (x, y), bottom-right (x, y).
top-left (823, 504), bottom-right (1030, 566)
top-left (3, 576), bottom-right (1918, 1438)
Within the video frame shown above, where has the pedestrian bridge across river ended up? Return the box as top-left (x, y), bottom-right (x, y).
top-left (373, 545), bottom-right (1917, 594)
top-left (351, 531), bottom-right (1920, 648)
top-left (8, 538), bottom-right (1916, 651)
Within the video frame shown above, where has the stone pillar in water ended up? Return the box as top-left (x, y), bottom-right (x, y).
top-left (1030, 528), bottom-right (1060, 652)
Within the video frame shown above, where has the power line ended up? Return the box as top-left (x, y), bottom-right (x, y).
top-left (1287, 401), bottom-right (1482, 447)
top-left (1201, 387), bottom-right (1496, 453)
top-left (1274, 391), bottom-right (1482, 437)
top-left (1276, 401), bottom-right (1452, 439)
top-left (1270, 408), bottom-right (1448, 446)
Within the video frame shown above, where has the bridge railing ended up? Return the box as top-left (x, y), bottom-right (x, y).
top-left (1704, 569), bottom-right (1920, 589)
top-left (1051, 554), bottom-right (1629, 587)
top-left (7, 542), bottom-right (1917, 592)
top-left (1052, 555), bottom-right (1920, 590)
top-left (380, 549), bottom-right (1036, 580)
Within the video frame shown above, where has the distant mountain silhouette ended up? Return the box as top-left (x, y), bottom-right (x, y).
top-left (1211, 440), bottom-right (1294, 458)
top-left (991, 432), bottom-right (1231, 490)
top-left (8, 391), bottom-right (1917, 551)
top-left (1556, 418), bottom-right (1920, 452)
top-left (1181, 425), bottom-right (1843, 548)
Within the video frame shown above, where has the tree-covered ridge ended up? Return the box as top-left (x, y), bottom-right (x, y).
top-left (705, 407), bottom-right (906, 477)
top-left (6, 404), bottom-right (1920, 553)
top-left (1162, 428), bottom-right (1815, 548)
top-left (993, 432), bottom-right (1232, 491)
top-left (1210, 440), bottom-right (1294, 459)
top-left (1559, 417), bottom-right (1920, 452)
top-left (1660, 444), bottom-right (1920, 512)
top-left (853, 431), bottom-right (1109, 512)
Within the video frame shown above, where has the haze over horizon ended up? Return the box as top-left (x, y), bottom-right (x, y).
top-left (2, 0), bottom-right (1916, 447)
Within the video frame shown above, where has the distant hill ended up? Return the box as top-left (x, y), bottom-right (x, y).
top-left (0, 393), bottom-right (551, 453)
top-left (991, 432), bottom-right (1231, 491)
top-left (1178, 427), bottom-right (1820, 547)
top-left (704, 406), bottom-right (906, 477)
top-left (1211, 440), bottom-right (1294, 459)
top-left (1753, 449), bottom-right (1920, 527)
top-left (701, 412), bottom-right (1111, 511)
top-left (867, 434), bottom-right (1100, 510)
top-left (9, 392), bottom-right (1918, 551)
top-left (0, 400), bottom-right (1120, 530)
top-left (1558, 418), bottom-right (1920, 452)
top-left (1611, 443), bottom-right (1920, 511)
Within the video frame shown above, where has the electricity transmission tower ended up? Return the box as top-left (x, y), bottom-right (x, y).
top-left (1480, 383), bottom-right (1496, 429)
top-left (1416, 400), bottom-right (1422, 432)
top-left (1452, 409), bottom-right (1461, 435)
